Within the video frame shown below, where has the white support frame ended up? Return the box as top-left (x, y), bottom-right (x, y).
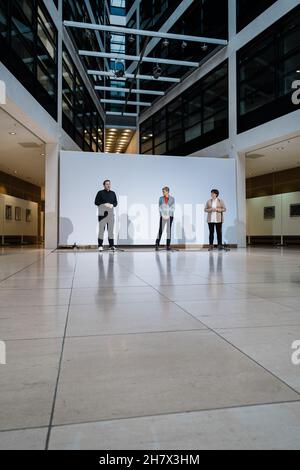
top-left (101, 99), bottom-right (151, 106)
top-left (95, 86), bottom-right (164, 95)
top-left (64, 21), bottom-right (228, 46)
top-left (106, 112), bottom-right (138, 117)
top-left (79, 50), bottom-right (199, 67)
top-left (88, 70), bottom-right (180, 83)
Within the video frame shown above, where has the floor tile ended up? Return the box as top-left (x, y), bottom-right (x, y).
top-left (216, 326), bottom-right (300, 393)
top-left (0, 428), bottom-right (47, 450)
top-left (66, 302), bottom-right (204, 337)
top-left (154, 284), bottom-right (258, 302)
top-left (0, 305), bottom-right (68, 340)
top-left (49, 402), bottom-right (300, 450)
top-left (53, 330), bottom-right (299, 426)
top-left (0, 338), bottom-right (62, 430)
top-left (176, 299), bottom-right (300, 329)
top-left (70, 286), bottom-right (168, 305)
top-left (0, 288), bottom-right (71, 307)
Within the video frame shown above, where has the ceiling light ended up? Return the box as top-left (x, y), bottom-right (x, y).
top-left (128, 35), bottom-right (135, 43)
top-left (9, 132), bottom-right (16, 135)
top-left (153, 64), bottom-right (162, 79)
top-left (182, 41), bottom-right (187, 49)
top-left (162, 38), bottom-right (169, 47)
top-left (201, 43), bottom-right (208, 52)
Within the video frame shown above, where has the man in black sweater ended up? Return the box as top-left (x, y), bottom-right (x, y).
top-left (94, 180), bottom-right (118, 251)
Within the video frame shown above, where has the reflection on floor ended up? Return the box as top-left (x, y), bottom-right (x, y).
top-left (0, 247), bottom-right (300, 450)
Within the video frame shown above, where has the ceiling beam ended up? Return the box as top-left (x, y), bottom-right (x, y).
top-left (95, 86), bottom-right (164, 95)
top-left (64, 21), bottom-right (228, 46)
top-left (79, 51), bottom-right (199, 67)
top-left (88, 70), bottom-right (180, 83)
top-left (106, 112), bottom-right (138, 117)
top-left (101, 99), bottom-right (151, 106)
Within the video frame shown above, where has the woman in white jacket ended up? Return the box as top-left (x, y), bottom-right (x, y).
top-left (155, 186), bottom-right (175, 251)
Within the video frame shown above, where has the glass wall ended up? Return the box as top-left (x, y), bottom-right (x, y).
top-left (62, 48), bottom-right (104, 152)
top-left (0, 0), bottom-right (58, 119)
top-left (237, 4), bottom-right (300, 133)
top-left (140, 61), bottom-right (228, 156)
top-left (110, 0), bottom-right (126, 16)
top-left (237, 0), bottom-right (277, 32)
top-left (63, 0), bottom-right (108, 94)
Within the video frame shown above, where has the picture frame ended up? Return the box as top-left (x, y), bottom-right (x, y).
top-left (5, 205), bottom-right (12, 220)
top-left (26, 209), bottom-right (32, 222)
top-left (290, 204), bottom-right (300, 218)
top-left (264, 206), bottom-right (275, 220)
top-left (15, 207), bottom-right (22, 221)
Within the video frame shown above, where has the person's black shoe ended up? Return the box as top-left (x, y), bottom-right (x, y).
top-left (155, 244), bottom-right (159, 251)
top-left (218, 245), bottom-right (223, 251)
top-left (166, 246), bottom-right (171, 251)
top-left (208, 245), bottom-right (214, 251)
top-left (109, 246), bottom-right (116, 252)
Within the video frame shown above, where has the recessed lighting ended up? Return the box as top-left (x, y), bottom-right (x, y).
top-left (41, 153), bottom-right (45, 156)
top-left (9, 132), bottom-right (16, 135)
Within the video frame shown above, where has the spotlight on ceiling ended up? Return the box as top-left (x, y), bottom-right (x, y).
top-left (153, 64), bottom-right (162, 79)
top-left (128, 34), bottom-right (135, 43)
top-left (162, 38), bottom-right (169, 47)
top-left (181, 41), bottom-right (187, 49)
top-left (201, 43), bottom-right (208, 52)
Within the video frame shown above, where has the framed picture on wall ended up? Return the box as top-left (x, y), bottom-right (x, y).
top-left (5, 205), bottom-right (12, 220)
top-left (264, 206), bottom-right (275, 220)
top-left (26, 209), bottom-right (32, 222)
top-left (15, 207), bottom-right (22, 221)
top-left (290, 204), bottom-right (300, 217)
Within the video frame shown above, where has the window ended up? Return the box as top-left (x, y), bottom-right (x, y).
top-left (237, 5), bottom-right (300, 133)
top-left (140, 61), bottom-right (228, 155)
top-left (237, 0), bottom-right (277, 32)
top-left (0, 0), bottom-right (58, 120)
top-left (62, 48), bottom-right (104, 152)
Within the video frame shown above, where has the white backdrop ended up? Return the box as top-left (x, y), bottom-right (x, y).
top-left (59, 151), bottom-right (238, 246)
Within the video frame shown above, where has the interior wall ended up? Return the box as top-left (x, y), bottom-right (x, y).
top-left (59, 151), bottom-right (238, 247)
top-left (0, 193), bottom-right (38, 238)
top-left (0, 170), bottom-right (41, 202)
top-left (247, 191), bottom-right (300, 238)
top-left (0, 170), bottom-right (42, 243)
top-left (247, 167), bottom-right (300, 198)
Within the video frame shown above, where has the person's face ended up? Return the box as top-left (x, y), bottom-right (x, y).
top-left (104, 181), bottom-right (111, 191)
top-left (162, 188), bottom-right (169, 197)
top-left (211, 192), bottom-right (217, 200)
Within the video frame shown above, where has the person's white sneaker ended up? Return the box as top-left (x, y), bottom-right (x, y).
top-left (109, 246), bottom-right (116, 252)
top-left (98, 246), bottom-right (104, 252)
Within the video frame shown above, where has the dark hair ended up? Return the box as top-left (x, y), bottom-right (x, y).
top-left (162, 186), bottom-right (170, 192)
top-left (211, 189), bottom-right (219, 197)
top-left (103, 179), bottom-right (111, 186)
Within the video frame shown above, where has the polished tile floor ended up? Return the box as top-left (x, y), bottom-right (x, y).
top-left (1, 246), bottom-right (300, 450)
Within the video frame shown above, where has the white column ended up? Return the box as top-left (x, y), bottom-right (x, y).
top-left (228, 0), bottom-right (246, 247)
top-left (45, 143), bottom-right (59, 249)
top-left (235, 151), bottom-right (247, 248)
